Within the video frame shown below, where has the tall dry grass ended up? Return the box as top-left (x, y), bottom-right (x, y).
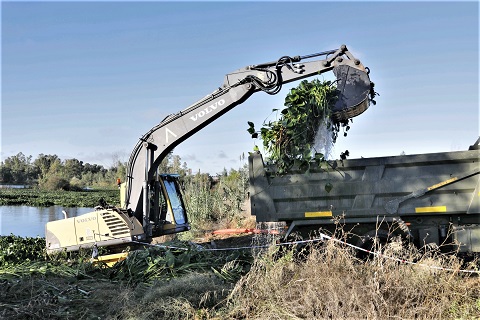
top-left (223, 240), bottom-right (480, 319)
top-left (110, 272), bottom-right (233, 319)
top-left (109, 238), bottom-right (479, 319)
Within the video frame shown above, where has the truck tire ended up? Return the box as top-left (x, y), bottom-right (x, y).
top-left (356, 229), bottom-right (390, 260)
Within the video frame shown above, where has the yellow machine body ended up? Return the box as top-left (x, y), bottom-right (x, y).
top-left (45, 208), bottom-right (145, 254)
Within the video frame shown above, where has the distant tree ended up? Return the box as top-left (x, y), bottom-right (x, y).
top-left (171, 154), bottom-right (189, 176)
top-left (182, 161), bottom-right (190, 175)
top-left (220, 167), bottom-right (228, 177)
top-left (33, 154), bottom-right (60, 181)
top-left (80, 171), bottom-right (95, 186)
top-left (42, 175), bottom-right (70, 191)
top-left (69, 176), bottom-right (84, 190)
top-left (208, 166), bottom-right (249, 220)
top-left (117, 162), bottom-right (127, 182)
top-left (37, 156), bottom-right (66, 189)
top-left (83, 163), bottom-right (104, 174)
top-left (98, 164), bottom-right (126, 188)
top-left (64, 158), bottom-right (84, 180)
top-left (0, 165), bottom-right (13, 183)
top-left (0, 152), bottom-right (34, 184)
top-left (183, 171), bottom-right (216, 227)
top-left (157, 152), bottom-right (173, 173)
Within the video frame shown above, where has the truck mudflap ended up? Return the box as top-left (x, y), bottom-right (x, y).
top-left (453, 225), bottom-right (480, 253)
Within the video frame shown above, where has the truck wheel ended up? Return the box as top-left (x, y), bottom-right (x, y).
top-left (356, 229), bottom-right (390, 260)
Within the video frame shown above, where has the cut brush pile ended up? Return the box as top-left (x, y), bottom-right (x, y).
top-left (248, 79), bottom-right (352, 174)
top-left (1, 233), bottom-right (479, 319)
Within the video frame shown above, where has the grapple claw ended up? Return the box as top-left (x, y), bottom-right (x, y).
top-left (332, 65), bottom-right (373, 122)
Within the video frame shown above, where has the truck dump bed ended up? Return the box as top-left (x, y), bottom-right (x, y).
top-left (248, 139), bottom-right (480, 252)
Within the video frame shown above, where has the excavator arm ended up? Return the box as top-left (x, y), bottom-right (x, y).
top-left (124, 44), bottom-right (375, 237)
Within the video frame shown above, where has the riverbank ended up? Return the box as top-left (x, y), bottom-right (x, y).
top-left (0, 188), bottom-right (119, 207)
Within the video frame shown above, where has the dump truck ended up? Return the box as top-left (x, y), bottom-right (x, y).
top-left (249, 137), bottom-right (480, 255)
top-left (46, 44), bottom-right (375, 253)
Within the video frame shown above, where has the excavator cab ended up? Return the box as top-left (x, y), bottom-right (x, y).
top-left (157, 174), bottom-right (189, 234)
top-left (146, 174), bottom-right (190, 237)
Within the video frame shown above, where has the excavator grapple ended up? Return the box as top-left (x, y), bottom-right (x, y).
top-left (332, 64), bottom-right (374, 122)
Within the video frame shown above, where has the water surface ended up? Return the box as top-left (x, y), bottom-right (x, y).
top-left (0, 206), bottom-right (94, 238)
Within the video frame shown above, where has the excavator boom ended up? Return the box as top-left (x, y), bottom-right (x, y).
top-left (45, 44), bottom-right (375, 253)
top-left (124, 44), bottom-right (374, 236)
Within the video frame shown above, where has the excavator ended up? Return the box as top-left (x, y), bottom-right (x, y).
top-left (45, 44), bottom-right (375, 253)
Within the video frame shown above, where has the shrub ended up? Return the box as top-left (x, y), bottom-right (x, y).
top-left (39, 175), bottom-right (70, 191)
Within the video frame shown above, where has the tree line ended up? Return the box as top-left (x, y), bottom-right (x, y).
top-left (0, 152), bottom-right (124, 190)
top-left (0, 152), bottom-right (250, 227)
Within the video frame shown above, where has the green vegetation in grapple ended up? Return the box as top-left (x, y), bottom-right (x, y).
top-left (248, 79), bottom-right (352, 174)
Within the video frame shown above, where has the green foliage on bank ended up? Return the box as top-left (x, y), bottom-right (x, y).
top-left (0, 234), bottom-right (46, 265)
top-left (0, 234), bottom-right (254, 319)
top-left (0, 188), bottom-right (119, 207)
top-left (0, 152), bottom-right (126, 190)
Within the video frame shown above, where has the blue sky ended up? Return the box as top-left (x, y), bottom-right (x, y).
top-left (1, 1), bottom-right (479, 174)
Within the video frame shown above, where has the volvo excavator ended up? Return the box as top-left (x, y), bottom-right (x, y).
top-left (45, 44), bottom-right (375, 253)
